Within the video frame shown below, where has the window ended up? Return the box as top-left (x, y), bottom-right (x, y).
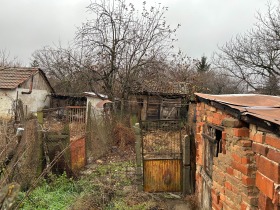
top-left (202, 124), bottom-right (223, 177)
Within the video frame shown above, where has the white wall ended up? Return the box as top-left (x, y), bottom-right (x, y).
top-left (86, 96), bottom-right (104, 119)
top-left (18, 88), bottom-right (51, 114)
top-left (0, 89), bottom-right (17, 119)
top-left (0, 88), bottom-right (51, 119)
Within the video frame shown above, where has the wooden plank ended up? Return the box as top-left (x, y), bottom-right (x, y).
top-left (143, 159), bottom-right (181, 192)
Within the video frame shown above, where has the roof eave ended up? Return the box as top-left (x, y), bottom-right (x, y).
top-left (195, 93), bottom-right (280, 135)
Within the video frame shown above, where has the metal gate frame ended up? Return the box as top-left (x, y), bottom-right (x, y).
top-left (140, 120), bottom-right (183, 192)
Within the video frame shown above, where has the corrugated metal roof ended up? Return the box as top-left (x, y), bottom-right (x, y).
top-left (195, 93), bottom-right (280, 126)
top-left (84, 92), bottom-right (108, 99)
top-left (0, 67), bottom-right (39, 89)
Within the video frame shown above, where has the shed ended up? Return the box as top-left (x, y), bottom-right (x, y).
top-left (194, 93), bottom-right (280, 209)
top-left (0, 67), bottom-right (54, 120)
top-left (84, 92), bottom-right (112, 118)
top-left (50, 93), bottom-right (87, 107)
top-left (131, 81), bottom-right (190, 120)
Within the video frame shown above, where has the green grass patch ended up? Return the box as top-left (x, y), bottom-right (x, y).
top-left (19, 160), bottom-right (160, 210)
top-left (19, 173), bottom-right (81, 210)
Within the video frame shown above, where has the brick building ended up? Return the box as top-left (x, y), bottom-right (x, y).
top-left (194, 93), bottom-right (280, 210)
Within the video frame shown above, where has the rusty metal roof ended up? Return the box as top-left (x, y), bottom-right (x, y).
top-left (195, 93), bottom-right (280, 126)
top-left (0, 67), bottom-right (39, 89)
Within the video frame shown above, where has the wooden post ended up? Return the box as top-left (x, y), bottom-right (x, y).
top-left (37, 111), bottom-right (44, 175)
top-left (134, 123), bottom-right (143, 191)
top-left (183, 135), bottom-right (191, 195)
top-left (86, 102), bottom-right (92, 161)
top-left (190, 132), bottom-right (196, 194)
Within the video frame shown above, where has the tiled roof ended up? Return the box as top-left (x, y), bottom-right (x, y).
top-left (135, 81), bottom-right (189, 96)
top-left (0, 67), bottom-right (39, 89)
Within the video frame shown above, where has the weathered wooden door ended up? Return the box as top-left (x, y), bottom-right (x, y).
top-left (201, 124), bottom-right (223, 209)
top-left (141, 120), bottom-right (183, 192)
top-left (143, 159), bottom-right (181, 192)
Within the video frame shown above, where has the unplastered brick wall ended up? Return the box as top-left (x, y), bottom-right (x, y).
top-left (195, 102), bottom-right (267, 210)
top-left (251, 124), bottom-right (280, 210)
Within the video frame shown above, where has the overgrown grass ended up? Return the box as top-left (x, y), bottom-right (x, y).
top-left (18, 173), bottom-right (81, 210)
top-left (18, 160), bottom-right (156, 210)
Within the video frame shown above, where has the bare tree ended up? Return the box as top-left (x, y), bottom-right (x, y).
top-left (32, 45), bottom-right (100, 94)
top-left (214, 2), bottom-right (280, 94)
top-left (166, 52), bottom-right (243, 95)
top-left (75, 0), bottom-right (179, 104)
top-left (0, 49), bottom-right (20, 67)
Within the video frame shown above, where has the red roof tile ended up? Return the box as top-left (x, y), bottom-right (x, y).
top-left (0, 67), bottom-right (39, 89)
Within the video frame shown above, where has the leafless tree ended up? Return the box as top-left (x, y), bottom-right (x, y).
top-left (213, 2), bottom-right (280, 94)
top-left (166, 52), bottom-right (243, 95)
top-left (32, 45), bottom-right (101, 94)
top-left (75, 0), bottom-right (179, 104)
top-left (0, 49), bottom-right (20, 67)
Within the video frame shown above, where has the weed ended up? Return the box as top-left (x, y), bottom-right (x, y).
top-left (19, 158), bottom-right (173, 210)
top-left (19, 173), bottom-right (80, 210)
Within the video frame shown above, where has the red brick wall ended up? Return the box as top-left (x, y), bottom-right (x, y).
top-left (251, 124), bottom-right (280, 209)
top-left (195, 102), bottom-right (280, 209)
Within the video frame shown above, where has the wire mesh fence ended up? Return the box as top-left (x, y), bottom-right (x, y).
top-left (86, 102), bottom-right (113, 161)
top-left (140, 120), bottom-right (183, 159)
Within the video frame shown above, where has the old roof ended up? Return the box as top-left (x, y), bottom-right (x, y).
top-left (0, 67), bottom-right (54, 91)
top-left (134, 81), bottom-right (189, 96)
top-left (84, 92), bottom-right (108, 99)
top-left (195, 93), bottom-right (280, 127)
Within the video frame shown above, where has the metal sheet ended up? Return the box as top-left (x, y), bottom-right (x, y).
top-left (195, 93), bottom-right (280, 126)
top-left (70, 137), bottom-right (86, 172)
top-left (195, 93), bottom-right (280, 107)
top-left (143, 159), bottom-right (181, 192)
top-left (95, 100), bottom-right (112, 108)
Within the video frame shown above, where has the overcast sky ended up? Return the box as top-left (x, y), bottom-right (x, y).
top-left (0, 0), bottom-right (278, 66)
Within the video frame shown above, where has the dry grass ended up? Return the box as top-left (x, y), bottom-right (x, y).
top-left (113, 122), bottom-right (136, 150)
top-left (0, 119), bottom-right (17, 162)
top-left (43, 119), bottom-right (65, 132)
top-left (184, 192), bottom-right (200, 210)
top-left (0, 119), bottom-right (41, 190)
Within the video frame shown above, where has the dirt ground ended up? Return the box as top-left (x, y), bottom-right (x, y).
top-left (80, 146), bottom-right (199, 210)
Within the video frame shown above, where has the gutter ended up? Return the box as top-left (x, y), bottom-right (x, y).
top-left (22, 74), bottom-right (33, 94)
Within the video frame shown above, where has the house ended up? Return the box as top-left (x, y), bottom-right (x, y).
top-left (131, 81), bottom-right (190, 120)
top-left (0, 67), bottom-right (54, 120)
top-left (194, 93), bottom-right (280, 210)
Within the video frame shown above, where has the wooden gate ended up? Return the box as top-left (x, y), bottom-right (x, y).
top-left (140, 120), bottom-right (183, 192)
